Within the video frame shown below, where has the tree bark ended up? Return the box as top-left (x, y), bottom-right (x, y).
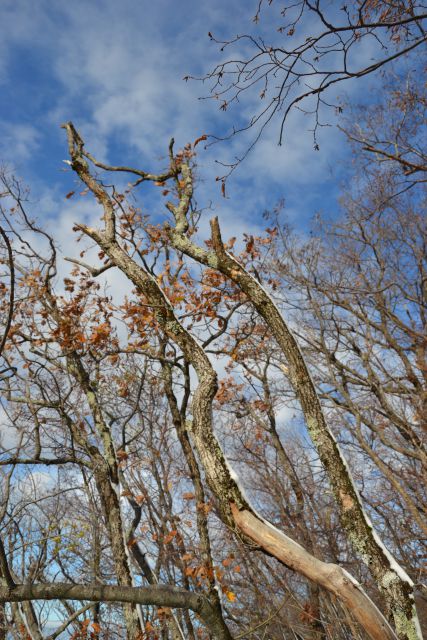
top-left (62, 122), bottom-right (420, 640)
top-left (0, 583), bottom-right (233, 640)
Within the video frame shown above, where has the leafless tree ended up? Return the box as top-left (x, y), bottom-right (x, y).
top-left (0, 96), bottom-right (424, 638)
top-left (192, 0), bottom-right (426, 176)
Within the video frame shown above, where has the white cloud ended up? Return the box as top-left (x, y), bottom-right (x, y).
top-left (0, 123), bottom-right (40, 162)
top-left (0, 0), bottom-right (384, 269)
top-left (0, 403), bottom-right (20, 451)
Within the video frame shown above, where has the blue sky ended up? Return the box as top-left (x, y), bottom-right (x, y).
top-left (0, 0), bottom-right (379, 256)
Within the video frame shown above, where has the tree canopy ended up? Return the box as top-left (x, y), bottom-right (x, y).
top-left (0, 3), bottom-right (426, 640)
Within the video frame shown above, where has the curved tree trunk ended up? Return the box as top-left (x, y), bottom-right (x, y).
top-left (62, 122), bottom-right (421, 640)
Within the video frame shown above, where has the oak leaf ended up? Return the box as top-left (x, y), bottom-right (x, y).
top-left (194, 134), bottom-right (207, 147)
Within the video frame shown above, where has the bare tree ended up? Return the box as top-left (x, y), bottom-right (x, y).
top-left (192, 0), bottom-right (426, 176)
top-left (341, 68), bottom-right (427, 194)
top-left (51, 121), bottom-right (419, 638)
top-left (0, 103), bottom-right (424, 637)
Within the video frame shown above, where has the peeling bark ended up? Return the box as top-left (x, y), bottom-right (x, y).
top-left (230, 506), bottom-right (398, 640)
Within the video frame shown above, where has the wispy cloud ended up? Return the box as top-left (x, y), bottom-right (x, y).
top-left (0, 123), bottom-right (40, 162)
top-left (0, 0), bottom-right (362, 264)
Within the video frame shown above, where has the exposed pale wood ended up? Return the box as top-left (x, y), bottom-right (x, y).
top-left (231, 505), bottom-right (398, 640)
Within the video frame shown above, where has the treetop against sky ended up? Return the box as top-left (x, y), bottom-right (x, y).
top-left (0, 2), bottom-right (426, 639)
top-left (2, 0), bottom-right (422, 249)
